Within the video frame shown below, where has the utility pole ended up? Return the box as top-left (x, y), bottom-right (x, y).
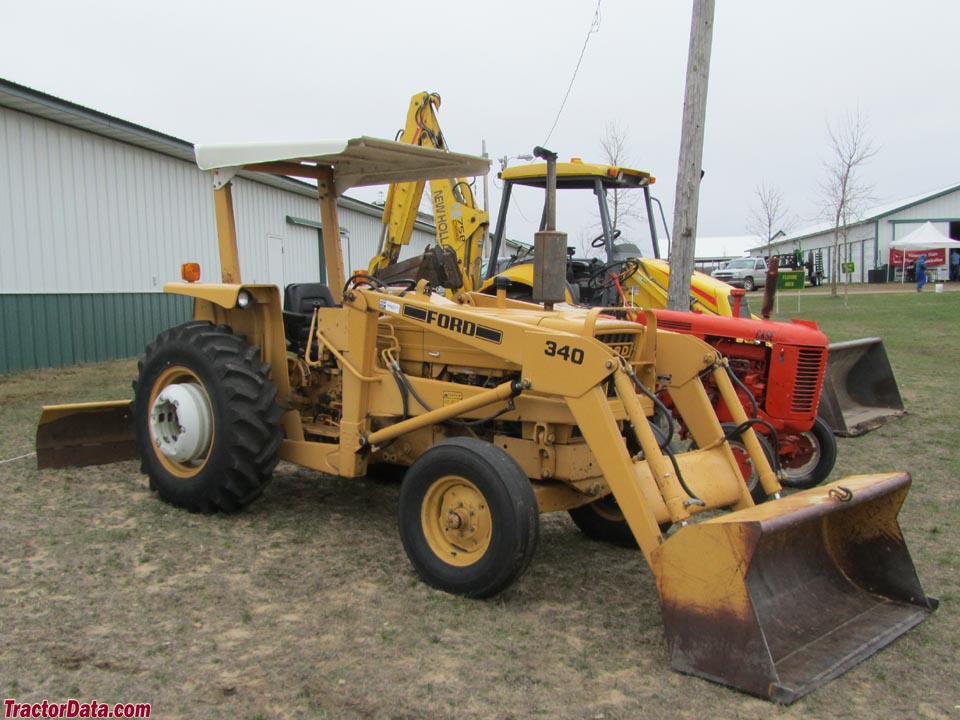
top-left (667, 0), bottom-right (715, 312)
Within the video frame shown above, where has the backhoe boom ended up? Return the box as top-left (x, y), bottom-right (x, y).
top-left (368, 92), bottom-right (489, 291)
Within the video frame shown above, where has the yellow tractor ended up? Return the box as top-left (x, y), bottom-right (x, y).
top-left (36, 136), bottom-right (936, 703)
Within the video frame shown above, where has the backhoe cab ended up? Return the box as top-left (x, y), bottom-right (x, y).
top-left (36, 136), bottom-right (935, 703)
top-left (485, 159), bottom-right (750, 317)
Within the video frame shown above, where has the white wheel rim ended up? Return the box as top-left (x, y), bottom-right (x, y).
top-left (782, 431), bottom-right (821, 479)
top-left (150, 382), bottom-right (214, 464)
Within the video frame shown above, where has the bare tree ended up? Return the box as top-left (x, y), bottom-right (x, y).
top-left (747, 181), bottom-right (791, 257)
top-left (599, 121), bottom-right (643, 235)
top-left (575, 228), bottom-right (594, 258)
top-left (820, 109), bottom-right (877, 297)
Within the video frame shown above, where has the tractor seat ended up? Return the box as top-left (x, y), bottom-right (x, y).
top-left (610, 243), bottom-right (643, 261)
top-left (282, 283), bottom-right (336, 355)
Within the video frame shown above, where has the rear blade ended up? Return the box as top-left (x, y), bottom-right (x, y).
top-left (818, 337), bottom-right (905, 436)
top-left (36, 401), bottom-right (137, 469)
top-left (652, 473), bottom-right (937, 703)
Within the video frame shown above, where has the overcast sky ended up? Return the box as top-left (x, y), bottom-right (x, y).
top-left (3, 0), bottom-right (959, 257)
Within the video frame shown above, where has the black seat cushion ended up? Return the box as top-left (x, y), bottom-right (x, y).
top-left (282, 283), bottom-right (335, 355)
top-left (284, 283), bottom-right (335, 313)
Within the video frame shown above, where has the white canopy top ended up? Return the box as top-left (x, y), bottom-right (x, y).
top-left (194, 135), bottom-right (490, 193)
top-left (890, 222), bottom-right (960, 249)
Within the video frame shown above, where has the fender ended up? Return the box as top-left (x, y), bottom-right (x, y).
top-left (163, 282), bottom-right (291, 399)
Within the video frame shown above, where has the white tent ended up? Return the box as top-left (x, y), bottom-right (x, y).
top-left (889, 222), bottom-right (960, 282)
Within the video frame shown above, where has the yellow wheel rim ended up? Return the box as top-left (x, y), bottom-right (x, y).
top-left (421, 475), bottom-right (492, 567)
top-left (148, 365), bottom-right (214, 479)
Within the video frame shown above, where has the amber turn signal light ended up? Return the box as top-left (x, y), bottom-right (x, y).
top-left (181, 262), bottom-right (201, 283)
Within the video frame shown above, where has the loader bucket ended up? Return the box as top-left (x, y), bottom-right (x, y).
top-left (652, 473), bottom-right (937, 704)
top-left (818, 337), bottom-right (905, 436)
top-left (36, 400), bottom-right (137, 469)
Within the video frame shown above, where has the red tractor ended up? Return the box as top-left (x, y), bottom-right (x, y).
top-left (648, 307), bottom-right (835, 501)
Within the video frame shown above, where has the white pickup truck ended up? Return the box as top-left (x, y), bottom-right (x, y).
top-left (711, 257), bottom-right (768, 291)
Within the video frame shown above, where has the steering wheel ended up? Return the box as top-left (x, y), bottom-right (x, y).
top-left (343, 273), bottom-right (387, 294)
top-left (587, 259), bottom-right (641, 291)
top-left (591, 228), bottom-right (622, 248)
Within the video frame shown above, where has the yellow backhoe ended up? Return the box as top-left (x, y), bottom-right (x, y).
top-left (36, 136), bottom-right (935, 703)
top-left (367, 92), bottom-right (489, 293)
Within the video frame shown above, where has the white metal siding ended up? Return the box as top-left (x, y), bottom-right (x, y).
top-left (0, 104), bottom-right (436, 295)
top-left (281, 224), bottom-right (322, 286)
top-left (886, 190), bottom-right (960, 225)
top-left (0, 106), bottom-right (219, 293)
top-left (231, 179), bottom-right (318, 285)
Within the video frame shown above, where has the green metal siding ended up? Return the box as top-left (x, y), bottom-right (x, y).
top-left (0, 293), bottom-right (191, 374)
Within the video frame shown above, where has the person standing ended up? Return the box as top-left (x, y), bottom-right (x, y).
top-left (951, 249), bottom-right (960, 281)
top-left (915, 253), bottom-right (927, 292)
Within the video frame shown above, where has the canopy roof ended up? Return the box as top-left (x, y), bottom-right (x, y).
top-left (194, 136), bottom-right (490, 193)
top-left (501, 161), bottom-right (653, 190)
top-left (890, 222), bottom-right (960, 249)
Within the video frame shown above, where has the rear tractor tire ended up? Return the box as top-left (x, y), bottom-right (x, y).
top-left (398, 438), bottom-right (539, 598)
top-left (132, 321), bottom-right (283, 513)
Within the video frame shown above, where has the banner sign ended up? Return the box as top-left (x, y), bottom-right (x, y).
top-left (889, 247), bottom-right (946, 266)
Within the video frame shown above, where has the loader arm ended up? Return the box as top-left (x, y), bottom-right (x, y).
top-left (368, 92), bottom-right (489, 290)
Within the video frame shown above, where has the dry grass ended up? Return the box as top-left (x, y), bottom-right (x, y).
top-left (1, 292), bottom-right (957, 719)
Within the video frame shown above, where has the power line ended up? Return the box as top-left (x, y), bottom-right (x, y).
top-left (543, 0), bottom-right (603, 147)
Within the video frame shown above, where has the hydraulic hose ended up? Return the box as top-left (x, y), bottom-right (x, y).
top-left (622, 361), bottom-right (703, 507)
top-left (724, 418), bottom-right (784, 476)
top-left (720, 363), bottom-right (784, 476)
top-left (390, 360), bottom-right (515, 427)
top-left (624, 362), bottom-right (674, 448)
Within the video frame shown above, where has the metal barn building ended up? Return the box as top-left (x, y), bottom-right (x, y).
top-left (747, 184), bottom-right (960, 283)
top-left (0, 78), bottom-right (438, 374)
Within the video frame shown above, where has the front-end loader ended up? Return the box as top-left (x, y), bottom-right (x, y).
top-left (36, 136), bottom-right (936, 703)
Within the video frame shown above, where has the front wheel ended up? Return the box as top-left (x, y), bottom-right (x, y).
top-left (132, 321), bottom-right (282, 513)
top-left (778, 417), bottom-right (837, 489)
top-left (398, 438), bottom-right (539, 598)
top-left (742, 276), bottom-right (755, 292)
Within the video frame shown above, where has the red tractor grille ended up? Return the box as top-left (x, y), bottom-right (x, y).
top-left (792, 348), bottom-right (826, 413)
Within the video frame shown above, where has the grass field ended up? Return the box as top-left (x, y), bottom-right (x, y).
top-left (1, 289), bottom-right (957, 719)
